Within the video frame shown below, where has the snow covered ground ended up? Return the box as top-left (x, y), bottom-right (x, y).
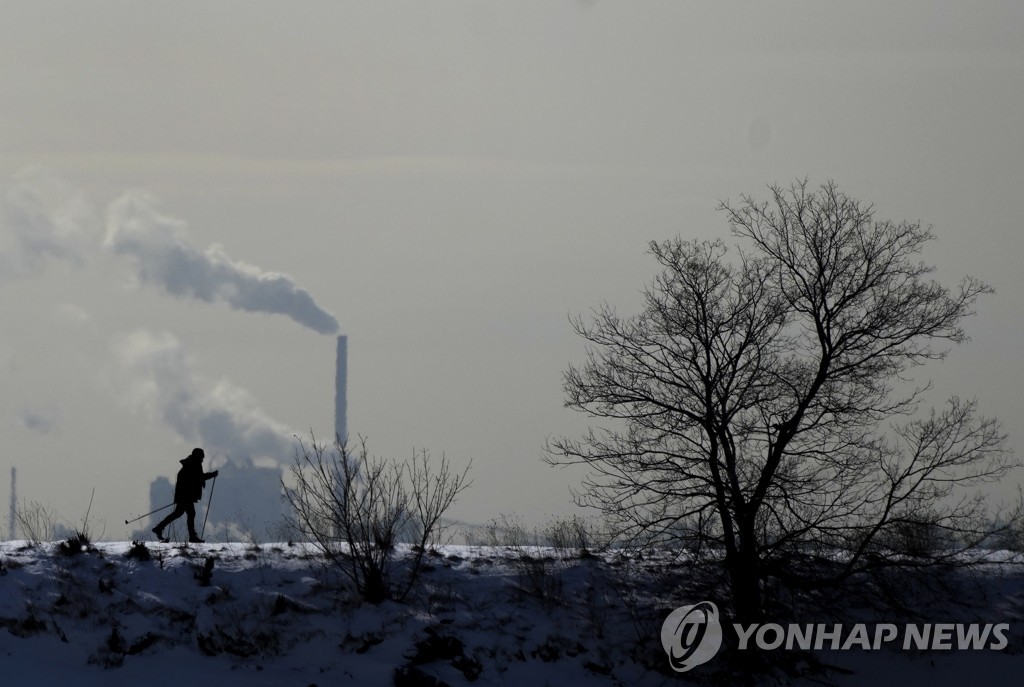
top-left (1, 539), bottom-right (1021, 685)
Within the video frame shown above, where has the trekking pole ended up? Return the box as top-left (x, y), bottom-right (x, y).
top-left (200, 474), bottom-right (217, 540)
top-left (125, 502), bottom-right (174, 525)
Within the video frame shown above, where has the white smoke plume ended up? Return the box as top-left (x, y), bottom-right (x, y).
top-left (109, 330), bottom-right (296, 465)
top-left (0, 169), bottom-right (96, 281)
top-left (105, 191), bottom-right (339, 335)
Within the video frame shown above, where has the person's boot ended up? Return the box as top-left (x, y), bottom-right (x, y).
top-left (188, 533), bottom-right (205, 544)
top-left (152, 527), bottom-right (168, 543)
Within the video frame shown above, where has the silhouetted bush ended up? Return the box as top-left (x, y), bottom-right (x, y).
top-left (285, 435), bottom-right (471, 603)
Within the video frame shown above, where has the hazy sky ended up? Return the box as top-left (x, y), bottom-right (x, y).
top-left (2, 1), bottom-right (1023, 537)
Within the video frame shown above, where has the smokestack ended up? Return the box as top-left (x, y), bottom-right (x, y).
top-left (335, 335), bottom-right (348, 445)
top-left (9, 467), bottom-right (15, 541)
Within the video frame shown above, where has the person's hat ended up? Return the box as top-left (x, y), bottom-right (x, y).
top-left (191, 448), bottom-right (205, 459)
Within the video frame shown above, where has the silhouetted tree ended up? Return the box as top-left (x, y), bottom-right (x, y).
top-left (548, 180), bottom-right (1016, 625)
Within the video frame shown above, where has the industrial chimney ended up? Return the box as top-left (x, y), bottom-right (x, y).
top-left (8, 467), bottom-right (15, 541)
top-left (335, 335), bottom-right (348, 445)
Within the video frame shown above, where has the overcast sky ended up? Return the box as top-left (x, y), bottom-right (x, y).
top-left (2, 1), bottom-right (1022, 537)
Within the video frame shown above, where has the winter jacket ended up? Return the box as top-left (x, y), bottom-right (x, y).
top-left (173, 455), bottom-right (215, 504)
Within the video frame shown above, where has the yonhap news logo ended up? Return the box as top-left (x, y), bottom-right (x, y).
top-left (661, 601), bottom-right (1010, 672)
top-left (659, 601), bottom-right (724, 672)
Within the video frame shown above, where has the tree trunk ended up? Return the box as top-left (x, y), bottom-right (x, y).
top-left (728, 515), bottom-right (763, 627)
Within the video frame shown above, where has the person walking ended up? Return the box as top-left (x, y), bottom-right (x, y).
top-left (152, 448), bottom-right (218, 543)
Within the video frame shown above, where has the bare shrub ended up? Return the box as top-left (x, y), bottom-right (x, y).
top-left (125, 541), bottom-right (151, 562)
top-left (471, 513), bottom-right (567, 605)
top-left (472, 512), bottom-right (532, 550)
top-left (58, 531), bottom-right (95, 557)
top-left (57, 488), bottom-right (100, 556)
top-left (15, 501), bottom-right (58, 544)
top-left (541, 514), bottom-right (609, 558)
top-left (284, 435), bottom-right (471, 603)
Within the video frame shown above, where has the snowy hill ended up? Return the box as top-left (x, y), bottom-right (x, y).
top-left (1, 540), bottom-right (1022, 686)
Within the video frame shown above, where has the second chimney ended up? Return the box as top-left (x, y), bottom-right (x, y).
top-left (335, 335), bottom-right (348, 445)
